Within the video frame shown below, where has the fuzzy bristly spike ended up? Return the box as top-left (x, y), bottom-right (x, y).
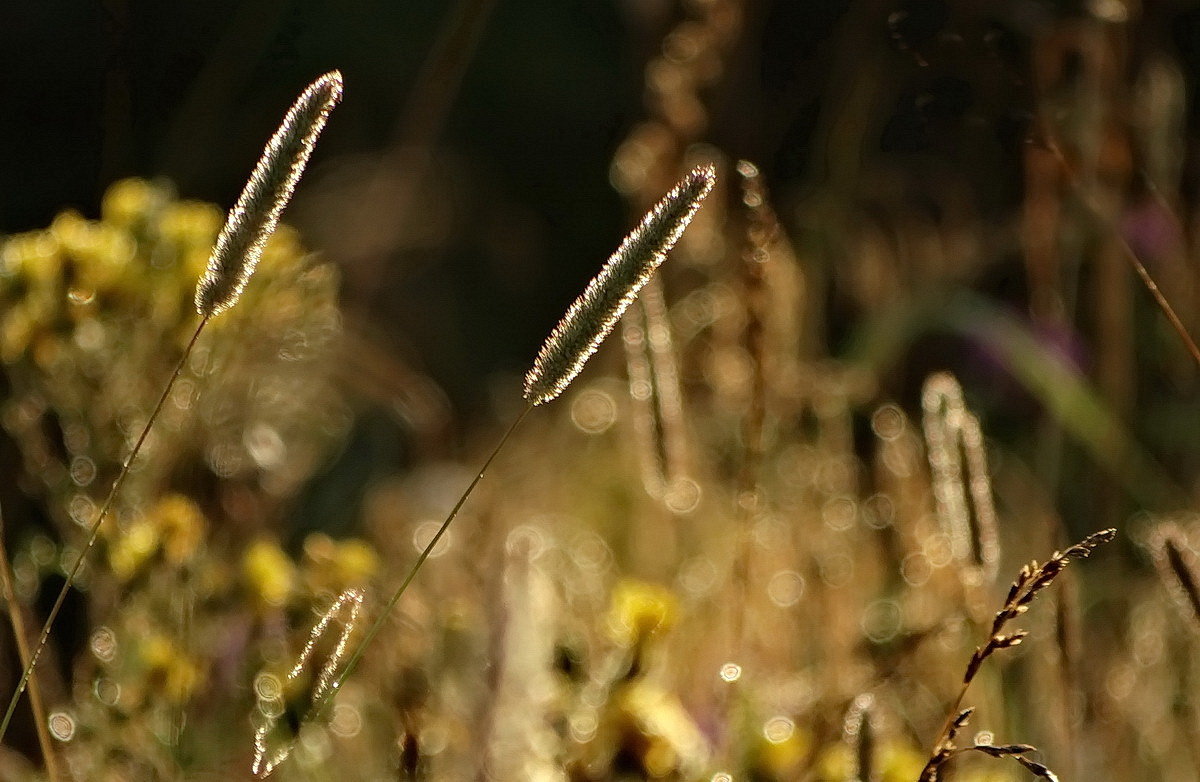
top-left (196, 71), bottom-right (343, 317)
top-left (523, 165), bottom-right (716, 406)
top-left (1151, 524), bottom-right (1200, 631)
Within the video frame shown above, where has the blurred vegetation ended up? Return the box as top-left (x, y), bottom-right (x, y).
top-left (2, 0), bottom-right (1200, 780)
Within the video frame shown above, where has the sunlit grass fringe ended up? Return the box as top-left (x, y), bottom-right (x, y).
top-left (253, 588), bottom-right (364, 778)
top-left (288, 166), bottom-right (717, 770)
top-left (0, 71), bottom-right (343, 744)
top-left (197, 71), bottom-right (343, 317)
top-left (621, 274), bottom-right (691, 503)
top-left (921, 373), bottom-right (1001, 587)
top-left (1150, 524), bottom-right (1200, 632)
top-left (525, 166), bottom-right (716, 405)
top-left (919, 528), bottom-right (1116, 782)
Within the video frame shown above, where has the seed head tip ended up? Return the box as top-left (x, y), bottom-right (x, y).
top-left (522, 165), bottom-right (716, 406)
top-left (195, 71), bottom-right (344, 318)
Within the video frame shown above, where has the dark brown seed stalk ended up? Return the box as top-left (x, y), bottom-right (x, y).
top-left (920, 529), bottom-right (1116, 781)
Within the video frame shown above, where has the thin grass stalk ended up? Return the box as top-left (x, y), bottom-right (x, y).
top-left (844, 694), bottom-right (877, 782)
top-left (253, 588), bottom-right (365, 777)
top-left (0, 317), bottom-right (208, 742)
top-left (0, 508), bottom-right (61, 781)
top-left (920, 529), bottom-right (1115, 781)
top-left (727, 160), bottom-right (773, 663)
top-left (305, 403), bottom-right (532, 726)
top-left (1042, 139), bottom-right (1200, 368)
top-left (622, 304), bottom-right (670, 498)
top-left (278, 166), bottom-right (715, 775)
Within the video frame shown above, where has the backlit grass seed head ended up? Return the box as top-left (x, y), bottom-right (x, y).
top-left (523, 165), bottom-right (716, 406)
top-left (1150, 524), bottom-right (1200, 631)
top-left (195, 71), bottom-right (343, 317)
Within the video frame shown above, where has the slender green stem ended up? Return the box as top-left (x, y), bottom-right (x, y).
top-left (305, 404), bottom-right (532, 723)
top-left (0, 316), bottom-right (209, 743)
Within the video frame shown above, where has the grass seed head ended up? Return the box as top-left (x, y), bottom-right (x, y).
top-left (196, 71), bottom-right (343, 317)
top-left (523, 165), bottom-right (716, 406)
top-left (1150, 524), bottom-right (1200, 631)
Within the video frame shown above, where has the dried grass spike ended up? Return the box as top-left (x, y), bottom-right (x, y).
top-left (523, 165), bottom-right (716, 406)
top-left (1150, 523), bottom-right (1200, 631)
top-left (196, 71), bottom-right (343, 317)
top-left (921, 372), bottom-right (1001, 585)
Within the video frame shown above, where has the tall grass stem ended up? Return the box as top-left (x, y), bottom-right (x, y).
top-left (0, 316), bottom-right (209, 742)
top-left (306, 404), bottom-right (532, 723)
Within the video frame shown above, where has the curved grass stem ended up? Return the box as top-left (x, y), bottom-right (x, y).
top-left (0, 316), bottom-right (210, 743)
top-left (304, 403), bottom-right (532, 725)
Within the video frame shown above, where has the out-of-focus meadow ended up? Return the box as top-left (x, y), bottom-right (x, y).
top-left (2, 1), bottom-right (1200, 780)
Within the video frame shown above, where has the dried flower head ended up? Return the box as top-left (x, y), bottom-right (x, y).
top-left (196, 71), bottom-right (343, 317)
top-left (523, 165), bottom-right (716, 406)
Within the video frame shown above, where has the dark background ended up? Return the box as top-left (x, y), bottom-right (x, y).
top-left (4, 0), bottom-right (1200, 512)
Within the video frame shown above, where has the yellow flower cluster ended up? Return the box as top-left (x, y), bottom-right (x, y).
top-left (0, 177), bottom-right (310, 369)
top-left (815, 739), bottom-right (936, 782)
top-left (107, 494), bottom-right (207, 581)
top-left (139, 634), bottom-right (202, 704)
top-left (243, 533), bottom-right (380, 610)
top-left (301, 533), bottom-right (380, 597)
top-left (243, 540), bottom-right (297, 608)
top-left (606, 578), bottom-right (678, 647)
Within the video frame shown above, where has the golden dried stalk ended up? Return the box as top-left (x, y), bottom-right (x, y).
top-left (920, 529), bottom-right (1116, 781)
top-left (621, 274), bottom-right (690, 501)
top-left (921, 372), bottom-right (1001, 585)
top-left (253, 588), bottom-right (364, 778)
top-left (523, 165), bottom-right (717, 406)
top-left (844, 693), bottom-right (878, 782)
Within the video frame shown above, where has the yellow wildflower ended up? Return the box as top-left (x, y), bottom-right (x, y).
top-left (243, 540), bottom-right (296, 607)
top-left (101, 177), bottom-right (160, 227)
top-left (611, 680), bottom-right (709, 778)
top-left (108, 520), bottom-right (159, 581)
top-left (158, 201), bottom-right (222, 251)
top-left (879, 740), bottom-right (929, 782)
top-left (301, 533), bottom-right (379, 596)
top-left (150, 494), bottom-right (206, 565)
top-left (606, 579), bottom-right (678, 647)
top-left (140, 634), bottom-right (202, 703)
top-left (752, 718), bottom-right (813, 778)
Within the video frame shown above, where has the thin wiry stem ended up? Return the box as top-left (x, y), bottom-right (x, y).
top-left (0, 508), bottom-right (61, 781)
top-left (523, 166), bottom-right (716, 406)
top-left (920, 529), bottom-right (1115, 781)
top-left (303, 404), bottom-right (532, 725)
top-left (1043, 139), bottom-right (1200, 368)
top-left (0, 316), bottom-right (210, 743)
